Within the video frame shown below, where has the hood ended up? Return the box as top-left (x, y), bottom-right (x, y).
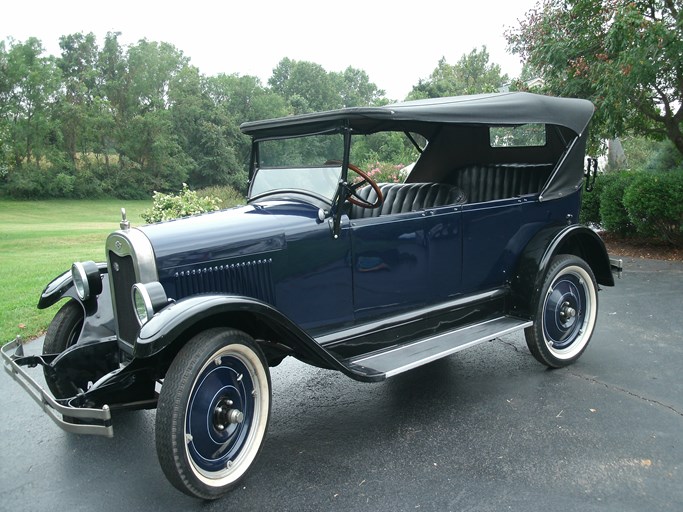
top-left (138, 200), bottom-right (321, 272)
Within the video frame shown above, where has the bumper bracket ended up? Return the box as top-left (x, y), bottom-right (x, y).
top-left (2, 336), bottom-right (113, 437)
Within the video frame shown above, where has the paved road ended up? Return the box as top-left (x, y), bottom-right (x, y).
top-left (1, 257), bottom-right (682, 512)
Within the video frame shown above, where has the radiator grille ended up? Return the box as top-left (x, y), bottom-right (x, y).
top-left (108, 252), bottom-right (139, 344)
top-left (174, 259), bottom-right (275, 304)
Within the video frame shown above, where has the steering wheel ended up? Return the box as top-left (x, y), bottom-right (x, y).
top-left (345, 163), bottom-right (384, 209)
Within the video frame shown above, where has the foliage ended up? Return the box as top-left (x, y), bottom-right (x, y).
top-left (619, 136), bottom-right (660, 171)
top-left (506, 0), bottom-right (683, 157)
top-left (351, 131), bottom-right (421, 168)
top-left (196, 185), bottom-right (245, 208)
top-left (354, 161), bottom-right (409, 185)
top-left (269, 58), bottom-right (385, 113)
top-left (579, 174), bottom-right (605, 226)
top-left (643, 140), bottom-right (683, 171)
top-left (623, 171), bottom-right (683, 244)
top-left (599, 172), bottom-right (636, 236)
top-left (408, 47), bottom-right (508, 100)
top-left (0, 34), bottom-right (288, 200)
top-left (587, 168), bottom-right (683, 246)
top-left (140, 183), bottom-right (221, 223)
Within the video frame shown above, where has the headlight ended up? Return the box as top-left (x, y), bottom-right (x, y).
top-left (131, 282), bottom-right (168, 324)
top-left (71, 261), bottom-right (102, 300)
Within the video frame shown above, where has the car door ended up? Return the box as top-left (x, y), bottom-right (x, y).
top-left (349, 211), bottom-right (429, 322)
top-left (423, 204), bottom-right (463, 300)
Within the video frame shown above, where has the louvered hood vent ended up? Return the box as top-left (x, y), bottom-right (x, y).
top-left (174, 259), bottom-right (275, 304)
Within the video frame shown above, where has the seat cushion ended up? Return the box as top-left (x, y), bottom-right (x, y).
top-left (350, 183), bottom-right (467, 219)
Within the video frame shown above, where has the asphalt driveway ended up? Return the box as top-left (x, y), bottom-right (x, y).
top-left (1, 257), bottom-right (681, 512)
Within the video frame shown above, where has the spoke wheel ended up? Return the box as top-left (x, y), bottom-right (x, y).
top-left (42, 299), bottom-right (84, 398)
top-left (156, 328), bottom-right (271, 500)
top-left (525, 254), bottom-right (598, 368)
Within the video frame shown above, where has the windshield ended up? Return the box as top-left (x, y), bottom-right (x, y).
top-left (250, 165), bottom-right (342, 201)
top-left (249, 133), bottom-right (345, 202)
top-left (248, 130), bottom-right (423, 202)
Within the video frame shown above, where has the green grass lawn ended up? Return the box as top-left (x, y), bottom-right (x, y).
top-left (0, 199), bottom-right (151, 344)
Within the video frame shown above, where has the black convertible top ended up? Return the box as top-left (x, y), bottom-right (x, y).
top-left (240, 92), bottom-right (595, 139)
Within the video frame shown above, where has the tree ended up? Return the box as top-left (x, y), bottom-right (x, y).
top-left (168, 68), bottom-right (245, 190)
top-left (331, 66), bottom-right (385, 107)
top-left (408, 47), bottom-right (509, 100)
top-left (57, 32), bottom-right (99, 163)
top-left (0, 38), bottom-right (61, 169)
top-left (269, 58), bottom-right (342, 113)
top-left (506, 0), bottom-right (683, 156)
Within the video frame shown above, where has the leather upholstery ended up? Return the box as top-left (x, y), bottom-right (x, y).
top-left (350, 183), bottom-right (467, 219)
top-left (451, 163), bottom-right (553, 203)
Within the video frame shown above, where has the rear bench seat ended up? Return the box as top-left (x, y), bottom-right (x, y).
top-left (350, 182), bottom-right (467, 219)
top-left (451, 163), bottom-right (554, 203)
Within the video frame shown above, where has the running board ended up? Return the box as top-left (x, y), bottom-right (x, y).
top-left (344, 316), bottom-right (532, 379)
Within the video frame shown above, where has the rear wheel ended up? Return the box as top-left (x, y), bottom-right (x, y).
top-left (43, 299), bottom-right (84, 397)
top-left (155, 328), bottom-right (271, 500)
top-left (525, 254), bottom-right (598, 368)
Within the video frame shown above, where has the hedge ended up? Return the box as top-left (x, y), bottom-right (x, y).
top-left (582, 169), bottom-right (683, 246)
top-left (623, 172), bottom-right (683, 244)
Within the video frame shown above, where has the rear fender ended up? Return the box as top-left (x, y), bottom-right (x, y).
top-left (510, 224), bottom-right (614, 318)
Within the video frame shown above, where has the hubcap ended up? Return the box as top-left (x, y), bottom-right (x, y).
top-left (185, 354), bottom-right (255, 475)
top-left (543, 273), bottom-right (586, 349)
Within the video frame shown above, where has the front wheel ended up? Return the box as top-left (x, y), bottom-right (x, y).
top-left (525, 254), bottom-right (598, 368)
top-left (43, 299), bottom-right (84, 398)
top-left (155, 328), bottom-right (271, 500)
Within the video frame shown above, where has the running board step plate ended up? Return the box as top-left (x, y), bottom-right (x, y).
top-left (345, 316), bottom-right (532, 379)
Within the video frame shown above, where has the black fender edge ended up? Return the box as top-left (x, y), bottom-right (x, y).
top-left (510, 224), bottom-right (614, 318)
top-left (37, 262), bottom-right (116, 345)
top-left (38, 262), bottom-right (108, 310)
top-left (135, 294), bottom-right (371, 381)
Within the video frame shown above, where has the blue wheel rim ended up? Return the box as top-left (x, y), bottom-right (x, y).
top-left (543, 273), bottom-right (586, 350)
top-left (186, 354), bottom-right (255, 474)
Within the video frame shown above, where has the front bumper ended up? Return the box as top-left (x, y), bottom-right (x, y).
top-left (1, 337), bottom-right (113, 437)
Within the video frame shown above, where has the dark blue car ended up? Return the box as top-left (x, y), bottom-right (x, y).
top-left (3, 92), bottom-right (620, 499)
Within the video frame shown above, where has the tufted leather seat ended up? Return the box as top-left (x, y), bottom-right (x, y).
top-left (350, 183), bottom-right (467, 219)
top-left (451, 163), bottom-right (553, 203)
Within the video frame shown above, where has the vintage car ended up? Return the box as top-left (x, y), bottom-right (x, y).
top-left (3, 92), bottom-right (621, 500)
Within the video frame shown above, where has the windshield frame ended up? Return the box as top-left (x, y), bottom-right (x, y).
top-left (247, 128), bottom-right (353, 208)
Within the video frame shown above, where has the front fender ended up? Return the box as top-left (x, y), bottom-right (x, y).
top-left (38, 262), bottom-right (109, 311)
top-left (135, 294), bottom-right (358, 378)
top-left (510, 224), bottom-right (614, 318)
top-left (37, 263), bottom-right (116, 345)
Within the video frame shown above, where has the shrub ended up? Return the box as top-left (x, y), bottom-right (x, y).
top-left (141, 184), bottom-right (221, 224)
top-left (623, 172), bottom-right (683, 244)
top-left (71, 168), bottom-right (105, 199)
top-left (3, 167), bottom-right (47, 198)
top-left (579, 174), bottom-right (605, 226)
top-left (354, 161), bottom-right (409, 184)
top-left (197, 185), bottom-right (245, 208)
top-left (599, 172), bottom-right (636, 236)
top-left (52, 172), bottom-right (76, 197)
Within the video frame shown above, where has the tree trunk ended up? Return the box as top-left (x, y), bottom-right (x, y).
top-left (664, 118), bottom-right (683, 157)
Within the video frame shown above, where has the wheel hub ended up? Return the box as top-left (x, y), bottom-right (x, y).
top-left (559, 301), bottom-right (577, 323)
top-left (213, 398), bottom-right (244, 431)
